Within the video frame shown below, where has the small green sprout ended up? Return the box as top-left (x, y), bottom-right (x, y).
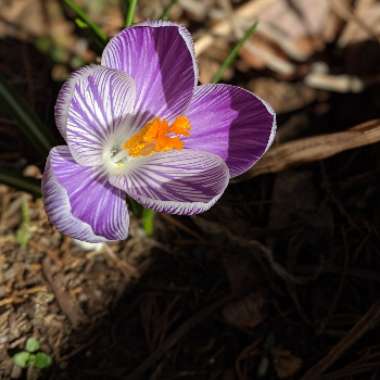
top-left (13, 352), bottom-right (30, 368)
top-left (13, 338), bottom-right (53, 370)
top-left (25, 337), bottom-right (40, 353)
top-left (16, 197), bottom-right (31, 249)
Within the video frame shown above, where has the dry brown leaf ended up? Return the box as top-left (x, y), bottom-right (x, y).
top-left (239, 119), bottom-right (380, 180)
top-left (240, 37), bottom-right (296, 77)
top-left (255, 0), bottom-right (329, 60)
top-left (195, 0), bottom-right (330, 66)
top-left (0, 0), bottom-right (47, 38)
top-left (336, 0), bottom-right (380, 46)
top-left (223, 293), bottom-right (265, 330)
top-left (273, 347), bottom-right (303, 379)
top-left (249, 78), bottom-right (317, 113)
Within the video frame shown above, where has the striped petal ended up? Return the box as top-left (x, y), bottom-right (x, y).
top-left (55, 65), bottom-right (99, 140)
top-left (183, 84), bottom-right (276, 177)
top-left (42, 146), bottom-right (129, 242)
top-left (109, 150), bottom-right (229, 215)
top-left (101, 21), bottom-right (197, 131)
top-left (66, 66), bottom-right (136, 166)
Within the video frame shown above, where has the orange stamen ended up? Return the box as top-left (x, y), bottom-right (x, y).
top-left (123, 115), bottom-right (191, 157)
top-left (170, 115), bottom-right (191, 137)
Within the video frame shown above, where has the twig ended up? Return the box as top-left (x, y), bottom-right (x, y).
top-left (0, 286), bottom-right (47, 307)
top-left (124, 296), bottom-right (231, 379)
top-left (239, 119), bottom-right (380, 180)
top-left (42, 257), bottom-right (88, 328)
top-left (160, 214), bottom-right (203, 241)
top-left (301, 302), bottom-right (380, 380)
top-left (305, 73), bottom-right (365, 93)
top-left (243, 40), bottom-right (296, 76)
top-left (103, 244), bottom-right (139, 278)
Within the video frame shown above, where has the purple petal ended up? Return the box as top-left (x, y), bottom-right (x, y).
top-left (42, 146), bottom-right (129, 242)
top-left (183, 84), bottom-right (276, 178)
top-left (101, 21), bottom-right (197, 129)
top-left (109, 149), bottom-right (229, 215)
top-left (55, 65), bottom-right (99, 140)
top-left (66, 66), bottom-right (136, 166)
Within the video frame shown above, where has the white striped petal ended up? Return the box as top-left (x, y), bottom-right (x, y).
top-left (101, 21), bottom-right (197, 130)
top-left (109, 149), bottom-right (229, 215)
top-left (184, 84), bottom-right (276, 178)
top-left (42, 146), bottom-right (129, 242)
top-left (66, 66), bottom-right (136, 166)
top-left (55, 65), bottom-right (99, 140)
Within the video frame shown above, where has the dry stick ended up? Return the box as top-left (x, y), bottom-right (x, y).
top-left (160, 214), bottom-right (204, 241)
top-left (320, 364), bottom-right (380, 380)
top-left (124, 296), bottom-right (231, 380)
top-left (0, 286), bottom-right (47, 307)
top-left (102, 244), bottom-right (139, 278)
top-left (239, 119), bottom-right (380, 180)
top-left (243, 40), bottom-right (296, 76)
top-left (42, 258), bottom-right (88, 328)
top-left (305, 73), bottom-right (365, 93)
top-left (301, 302), bottom-right (380, 380)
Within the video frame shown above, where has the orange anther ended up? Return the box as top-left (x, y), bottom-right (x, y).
top-left (123, 115), bottom-right (191, 158)
top-left (170, 115), bottom-right (191, 137)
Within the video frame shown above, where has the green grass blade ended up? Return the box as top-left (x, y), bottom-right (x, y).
top-left (142, 209), bottom-right (155, 236)
top-left (16, 196), bottom-right (32, 249)
top-left (125, 0), bottom-right (138, 27)
top-left (128, 198), bottom-right (143, 217)
top-left (0, 74), bottom-right (54, 157)
top-left (160, 0), bottom-right (179, 20)
top-left (212, 21), bottom-right (259, 84)
top-left (0, 168), bottom-right (41, 197)
top-left (64, 0), bottom-right (108, 48)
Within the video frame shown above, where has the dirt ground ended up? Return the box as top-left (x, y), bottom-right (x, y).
top-left (1, 0), bottom-right (380, 379)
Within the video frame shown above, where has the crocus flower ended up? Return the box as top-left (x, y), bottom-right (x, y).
top-left (42, 21), bottom-right (276, 243)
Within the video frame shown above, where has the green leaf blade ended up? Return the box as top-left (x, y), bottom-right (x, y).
top-left (64, 0), bottom-right (108, 49)
top-left (0, 168), bottom-right (41, 197)
top-left (212, 21), bottom-right (259, 84)
top-left (142, 208), bottom-right (155, 236)
top-left (125, 0), bottom-right (138, 27)
top-left (0, 74), bottom-right (55, 157)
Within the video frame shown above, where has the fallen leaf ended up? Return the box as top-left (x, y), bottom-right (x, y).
top-left (272, 347), bottom-right (303, 379)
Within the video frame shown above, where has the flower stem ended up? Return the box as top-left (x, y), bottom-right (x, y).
top-left (212, 21), bottom-right (259, 84)
top-left (125, 0), bottom-right (138, 27)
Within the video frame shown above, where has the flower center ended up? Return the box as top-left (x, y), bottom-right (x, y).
top-left (124, 115), bottom-right (191, 157)
top-left (105, 115), bottom-right (191, 175)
